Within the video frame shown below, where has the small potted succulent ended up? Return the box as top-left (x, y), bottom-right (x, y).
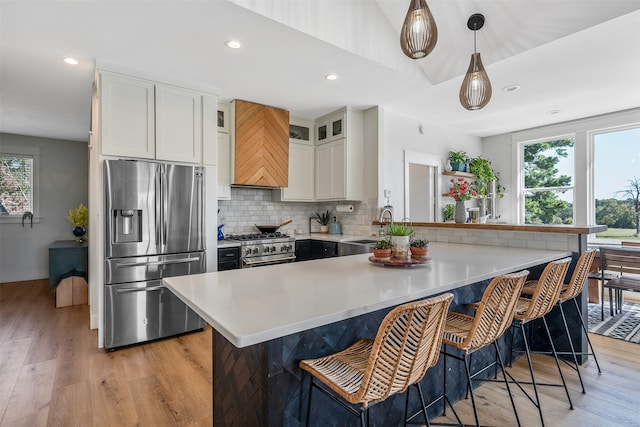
top-left (410, 239), bottom-right (429, 258)
top-left (372, 239), bottom-right (392, 258)
top-left (314, 210), bottom-right (333, 233)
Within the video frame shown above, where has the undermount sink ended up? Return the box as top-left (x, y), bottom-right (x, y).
top-left (347, 239), bottom-right (378, 245)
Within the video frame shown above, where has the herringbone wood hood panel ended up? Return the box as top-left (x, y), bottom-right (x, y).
top-left (234, 99), bottom-right (289, 187)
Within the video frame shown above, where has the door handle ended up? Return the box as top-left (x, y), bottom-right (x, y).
top-left (115, 257), bottom-right (201, 268)
top-left (115, 285), bottom-right (164, 294)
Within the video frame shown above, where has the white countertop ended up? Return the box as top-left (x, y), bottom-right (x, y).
top-left (165, 242), bottom-right (570, 348)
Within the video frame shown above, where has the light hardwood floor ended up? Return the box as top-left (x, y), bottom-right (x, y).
top-left (1, 279), bottom-right (639, 426)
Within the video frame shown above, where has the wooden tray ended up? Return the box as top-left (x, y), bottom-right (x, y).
top-left (368, 256), bottom-right (431, 267)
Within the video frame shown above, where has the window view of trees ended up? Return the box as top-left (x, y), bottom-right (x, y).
top-left (523, 138), bottom-right (574, 224)
top-left (0, 155), bottom-right (33, 215)
top-left (594, 127), bottom-right (639, 242)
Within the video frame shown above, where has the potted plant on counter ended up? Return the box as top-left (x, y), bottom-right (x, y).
top-left (409, 239), bottom-right (429, 258)
top-left (372, 239), bottom-right (392, 258)
top-left (314, 210), bottom-right (333, 233)
top-left (386, 223), bottom-right (415, 259)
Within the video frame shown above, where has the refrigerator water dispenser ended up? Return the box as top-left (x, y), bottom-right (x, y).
top-left (113, 209), bottom-right (142, 243)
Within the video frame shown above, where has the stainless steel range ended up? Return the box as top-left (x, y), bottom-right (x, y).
top-left (225, 232), bottom-right (296, 268)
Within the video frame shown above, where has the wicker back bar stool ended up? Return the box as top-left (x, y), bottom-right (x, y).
top-left (521, 249), bottom-right (601, 394)
top-left (440, 270), bottom-right (529, 427)
top-left (508, 257), bottom-right (572, 427)
top-left (299, 293), bottom-right (456, 427)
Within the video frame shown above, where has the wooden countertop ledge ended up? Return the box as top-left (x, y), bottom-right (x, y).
top-left (372, 222), bottom-right (607, 235)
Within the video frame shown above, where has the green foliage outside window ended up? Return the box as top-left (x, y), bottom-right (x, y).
top-left (0, 155), bottom-right (32, 214)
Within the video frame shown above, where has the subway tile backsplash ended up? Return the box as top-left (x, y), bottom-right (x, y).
top-left (216, 188), bottom-right (378, 236)
top-left (217, 188), bottom-right (577, 252)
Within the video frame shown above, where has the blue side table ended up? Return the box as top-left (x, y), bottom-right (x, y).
top-left (48, 240), bottom-right (88, 287)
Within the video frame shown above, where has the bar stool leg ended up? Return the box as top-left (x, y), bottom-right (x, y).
top-left (572, 298), bottom-right (602, 374)
top-left (542, 317), bottom-right (574, 409)
top-left (493, 341), bottom-right (521, 427)
top-left (518, 322), bottom-right (545, 427)
top-left (462, 354), bottom-right (481, 427)
top-left (557, 302), bottom-right (586, 394)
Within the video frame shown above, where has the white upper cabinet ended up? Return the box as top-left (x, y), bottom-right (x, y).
top-left (202, 95), bottom-right (218, 166)
top-left (280, 142), bottom-right (314, 201)
top-left (98, 70), bottom-right (215, 165)
top-left (155, 85), bottom-right (202, 164)
top-left (217, 132), bottom-right (232, 200)
top-left (314, 108), bottom-right (363, 201)
top-left (217, 101), bottom-right (230, 134)
top-left (274, 117), bottom-right (315, 201)
top-left (100, 72), bottom-right (155, 159)
top-left (315, 110), bottom-right (345, 145)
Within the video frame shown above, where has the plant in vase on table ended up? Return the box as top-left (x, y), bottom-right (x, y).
top-left (314, 210), bottom-right (333, 233)
top-left (386, 223), bottom-right (415, 259)
top-left (443, 177), bottom-right (477, 224)
top-left (372, 239), bottom-right (392, 258)
top-left (67, 203), bottom-right (88, 243)
top-left (409, 239), bottom-right (429, 258)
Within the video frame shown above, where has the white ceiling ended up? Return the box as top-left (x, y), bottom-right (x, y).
top-left (1, 0), bottom-right (640, 142)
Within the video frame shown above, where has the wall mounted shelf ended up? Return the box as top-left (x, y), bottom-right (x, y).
top-left (443, 171), bottom-right (476, 178)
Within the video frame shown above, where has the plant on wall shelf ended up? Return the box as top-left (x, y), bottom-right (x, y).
top-left (448, 150), bottom-right (468, 172)
top-left (449, 150), bottom-right (467, 163)
top-left (468, 156), bottom-right (506, 198)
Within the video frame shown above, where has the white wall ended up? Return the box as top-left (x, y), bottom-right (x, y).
top-left (380, 109), bottom-right (482, 220)
top-left (483, 108), bottom-right (640, 224)
top-left (0, 133), bottom-right (88, 283)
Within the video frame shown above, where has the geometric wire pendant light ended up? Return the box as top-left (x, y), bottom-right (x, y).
top-left (400, 0), bottom-right (438, 59)
top-left (459, 13), bottom-right (492, 110)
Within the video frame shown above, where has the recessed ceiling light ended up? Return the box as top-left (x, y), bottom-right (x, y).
top-left (502, 85), bottom-right (520, 92)
top-left (64, 57), bottom-right (78, 65)
top-left (225, 40), bottom-right (242, 49)
top-left (546, 109), bottom-right (561, 115)
top-left (325, 74), bottom-right (338, 81)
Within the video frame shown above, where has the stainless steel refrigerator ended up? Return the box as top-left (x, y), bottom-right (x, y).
top-left (104, 159), bottom-right (206, 350)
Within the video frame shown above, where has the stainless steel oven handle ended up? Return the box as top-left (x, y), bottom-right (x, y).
top-left (115, 257), bottom-right (201, 268)
top-left (242, 255), bottom-right (296, 267)
top-left (116, 285), bottom-right (164, 294)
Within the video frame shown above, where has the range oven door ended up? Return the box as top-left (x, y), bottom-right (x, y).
top-left (241, 254), bottom-right (296, 268)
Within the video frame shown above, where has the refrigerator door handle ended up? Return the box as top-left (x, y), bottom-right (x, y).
top-left (155, 168), bottom-right (162, 252)
top-left (161, 167), bottom-right (168, 249)
top-left (114, 257), bottom-right (202, 268)
top-left (116, 285), bottom-right (165, 294)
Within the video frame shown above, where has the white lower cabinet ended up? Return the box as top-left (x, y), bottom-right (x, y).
top-left (217, 132), bottom-right (231, 200)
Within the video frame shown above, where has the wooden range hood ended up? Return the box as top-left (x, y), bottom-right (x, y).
top-left (232, 99), bottom-right (289, 188)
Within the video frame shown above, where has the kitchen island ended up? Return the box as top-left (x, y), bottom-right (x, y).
top-left (165, 242), bottom-right (571, 426)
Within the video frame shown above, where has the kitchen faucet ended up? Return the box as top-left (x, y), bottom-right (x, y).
top-left (379, 208), bottom-right (393, 224)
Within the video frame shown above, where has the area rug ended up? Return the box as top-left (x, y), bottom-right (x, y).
top-left (588, 301), bottom-right (640, 343)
